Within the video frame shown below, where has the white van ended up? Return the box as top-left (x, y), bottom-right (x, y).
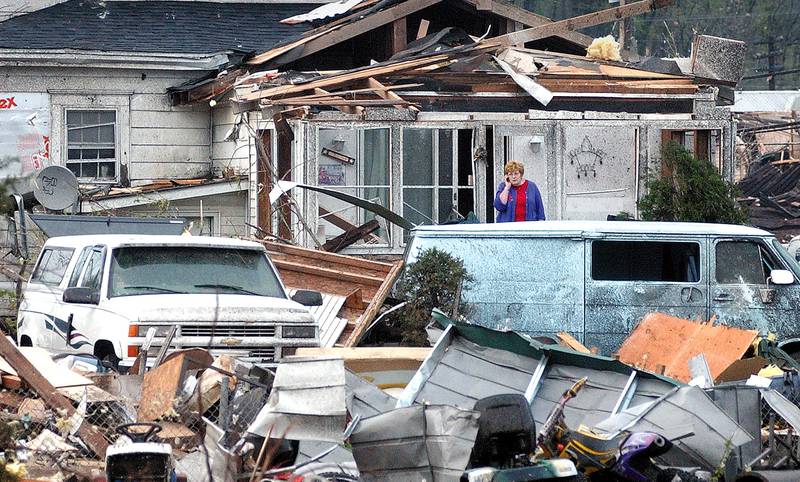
top-left (17, 235), bottom-right (319, 368)
top-left (407, 221), bottom-right (800, 356)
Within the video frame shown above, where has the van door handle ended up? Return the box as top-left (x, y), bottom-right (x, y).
top-left (714, 293), bottom-right (735, 302)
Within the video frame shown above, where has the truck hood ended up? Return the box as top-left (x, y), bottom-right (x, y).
top-left (105, 294), bottom-right (315, 323)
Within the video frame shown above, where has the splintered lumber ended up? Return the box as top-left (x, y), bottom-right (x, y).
top-left (485, 0), bottom-right (674, 48)
top-left (313, 88), bottom-right (363, 115)
top-left (557, 332), bottom-right (591, 354)
top-left (323, 219), bottom-right (380, 252)
top-left (295, 347), bottom-right (430, 372)
top-left (0, 332), bottom-right (109, 458)
top-left (261, 241), bottom-right (402, 346)
top-left (241, 53), bottom-right (452, 101)
top-left (367, 77), bottom-right (419, 111)
top-left (616, 312), bottom-right (759, 383)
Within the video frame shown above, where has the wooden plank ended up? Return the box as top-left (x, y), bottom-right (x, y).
top-left (344, 260), bottom-right (404, 346)
top-left (323, 219), bottom-right (380, 252)
top-left (269, 98), bottom-right (414, 107)
top-left (241, 53), bottom-right (451, 101)
top-left (557, 332), bottom-right (591, 354)
top-left (271, 0), bottom-right (442, 66)
top-left (313, 88), bottom-right (364, 115)
top-left (0, 332), bottom-right (109, 458)
top-left (485, 0), bottom-right (674, 48)
top-left (0, 347), bottom-right (93, 388)
top-left (263, 240), bottom-right (394, 273)
top-left (463, 0), bottom-right (592, 47)
top-left (367, 77), bottom-right (419, 112)
top-left (320, 206), bottom-right (381, 243)
top-left (391, 17), bottom-right (407, 54)
top-left (271, 259), bottom-right (386, 286)
top-left (416, 19), bottom-right (430, 39)
top-left (138, 354), bottom-right (187, 422)
top-left (296, 347), bottom-right (430, 371)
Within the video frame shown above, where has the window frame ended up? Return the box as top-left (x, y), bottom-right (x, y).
top-left (30, 247), bottom-right (75, 286)
top-left (65, 108), bottom-right (119, 182)
top-left (714, 238), bottom-right (788, 285)
top-left (590, 239), bottom-right (703, 283)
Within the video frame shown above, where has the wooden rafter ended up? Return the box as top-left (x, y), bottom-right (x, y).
top-left (485, 0), bottom-right (674, 48)
top-left (313, 88), bottom-right (364, 115)
top-left (367, 77), bottom-right (419, 112)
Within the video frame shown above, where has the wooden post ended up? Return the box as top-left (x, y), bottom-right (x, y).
top-left (0, 333), bottom-right (109, 458)
top-left (391, 17), bottom-right (407, 54)
top-left (618, 0), bottom-right (626, 50)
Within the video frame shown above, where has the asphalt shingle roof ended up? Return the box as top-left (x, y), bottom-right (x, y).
top-left (0, 1), bottom-right (318, 54)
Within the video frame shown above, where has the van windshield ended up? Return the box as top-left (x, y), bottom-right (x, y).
top-left (108, 246), bottom-right (285, 298)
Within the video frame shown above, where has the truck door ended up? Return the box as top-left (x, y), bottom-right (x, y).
top-left (710, 238), bottom-right (800, 337)
top-left (584, 237), bottom-right (707, 356)
top-left (54, 245), bottom-right (106, 354)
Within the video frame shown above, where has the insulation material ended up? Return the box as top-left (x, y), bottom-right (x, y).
top-left (593, 386), bottom-right (754, 470)
top-left (586, 35), bottom-right (622, 62)
top-left (248, 357), bottom-right (347, 442)
top-left (350, 404), bottom-right (479, 482)
top-left (616, 312), bottom-right (759, 383)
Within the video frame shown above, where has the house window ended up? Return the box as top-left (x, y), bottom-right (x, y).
top-left (402, 128), bottom-right (475, 241)
top-left (66, 110), bottom-right (117, 180)
top-left (316, 127), bottom-right (391, 247)
top-left (591, 240), bottom-right (700, 282)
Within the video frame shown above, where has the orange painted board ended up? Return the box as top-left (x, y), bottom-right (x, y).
top-left (616, 312), bottom-right (759, 383)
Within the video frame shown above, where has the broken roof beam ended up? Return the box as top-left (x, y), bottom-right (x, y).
top-left (486, 0), bottom-right (674, 48)
top-left (313, 88), bottom-right (364, 115)
top-left (367, 77), bottom-right (419, 112)
top-left (463, 0), bottom-right (592, 48)
top-left (266, 0), bottom-right (443, 67)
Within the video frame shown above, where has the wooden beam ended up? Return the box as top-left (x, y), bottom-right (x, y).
top-left (485, 0), bottom-right (674, 48)
top-left (241, 53), bottom-right (451, 101)
top-left (271, 259), bottom-right (387, 286)
top-left (313, 88), bottom-right (364, 115)
top-left (345, 260), bottom-right (404, 346)
top-left (0, 333), bottom-right (109, 458)
top-left (271, 0), bottom-right (442, 66)
top-left (366, 77), bottom-right (419, 112)
top-left (323, 219), bottom-right (380, 252)
top-left (391, 17), bottom-right (407, 54)
top-left (263, 239), bottom-right (393, 273)
top-left (319, 206), bottom-right (381, 243)
top-left (462, 0), bottom-right (592, 48)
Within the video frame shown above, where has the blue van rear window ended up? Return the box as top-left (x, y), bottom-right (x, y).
top-left (592, 240), bottom-right (700, 282)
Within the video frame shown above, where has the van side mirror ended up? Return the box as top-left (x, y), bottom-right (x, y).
top-left (63, 287), bottom-right (100, 304)
top-left (770, 269), bottom-right (795, 285)
top-left (291, 290), bottom-right (323, 307)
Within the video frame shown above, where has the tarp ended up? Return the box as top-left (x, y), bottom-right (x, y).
top-left (593, 386), bottom-right (753, 470)
top-left (350, 404), bottom-right (479, 482)
top-left (247, 357), bottom-right (346, 442)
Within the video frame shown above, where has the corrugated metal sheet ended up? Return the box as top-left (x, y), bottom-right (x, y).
top-left (248, 357), bottom-right (346, 442)
top-left (398, 313), bottom-right (679, 431)
top-left (350, 404), bottom-right (479, 482)
top-left (733, 90), bottom-right (800, 113)
top-left (594, 386), bottom-right (754, 470)
top-left (289, 289), bottom-right (347, 348)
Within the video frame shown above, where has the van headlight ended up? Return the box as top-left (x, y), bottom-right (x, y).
top-left (282, 325), bottom-right (316, 339)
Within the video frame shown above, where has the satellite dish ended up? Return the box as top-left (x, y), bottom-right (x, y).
top-left (33, 165), bottom-right (79, 211)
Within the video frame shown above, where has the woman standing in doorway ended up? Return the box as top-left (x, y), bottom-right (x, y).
top-left (494, 160), bottom-right (545, 222)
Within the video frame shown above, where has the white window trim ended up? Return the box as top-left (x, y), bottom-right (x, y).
top-left (51, 93), bottom-right (130, 185)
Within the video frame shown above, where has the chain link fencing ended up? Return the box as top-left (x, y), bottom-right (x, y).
top-left (0, 366), bottom-right (270, 481)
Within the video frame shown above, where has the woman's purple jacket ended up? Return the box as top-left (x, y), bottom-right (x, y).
top-left (493, 181), bottom-right (546, 222)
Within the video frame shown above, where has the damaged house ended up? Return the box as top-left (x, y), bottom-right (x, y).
top-left (170, 0), bottom-right (746, 254)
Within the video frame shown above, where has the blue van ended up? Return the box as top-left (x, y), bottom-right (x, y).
top-left (405, 221), bottom-right (800, 356)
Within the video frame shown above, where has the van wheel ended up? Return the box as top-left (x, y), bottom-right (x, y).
top-left (101, 352), bottom-right (120, 371)
top-left (19, 336), bottom-right (32, 347)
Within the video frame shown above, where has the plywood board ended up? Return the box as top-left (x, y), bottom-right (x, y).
top-left (137, 354), bottom-right (186, 422)
top-left (617, 312), bottom-right (759, 383)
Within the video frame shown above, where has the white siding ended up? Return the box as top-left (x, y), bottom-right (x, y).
top-left (0, 66), bottom-right (212, 182)
top-left (211, 103), bottom-right (250, 176)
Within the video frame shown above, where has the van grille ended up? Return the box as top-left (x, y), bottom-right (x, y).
top-left (179, 325), bottom-right (276, 337)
